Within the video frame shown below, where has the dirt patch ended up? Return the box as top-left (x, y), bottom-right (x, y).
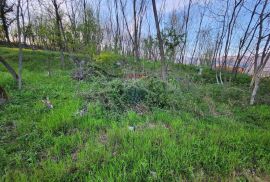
top-left (146, 122), bottom-right (171, 130)
top-left (131, 122), bottom-right (171, 132)
top-left (231, 170), bottom-right (270, 182)
top-left (124, 73), bottom-right (147, 80)
top-left (98, 131), bottom-right (108, 145)
top-left (71, 148), bottom-right (80, 161)
top-left (131, 103), bottom-right (149, 115)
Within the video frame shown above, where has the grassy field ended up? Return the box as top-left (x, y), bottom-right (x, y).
top-left (0, 46), bottom-right (270, 181)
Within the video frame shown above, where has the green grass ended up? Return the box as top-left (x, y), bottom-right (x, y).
top-left (0, 47), bottom-right (270, 181)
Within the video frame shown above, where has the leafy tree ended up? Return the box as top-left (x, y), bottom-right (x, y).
top-left (162, 27), bottom-right (184, 61)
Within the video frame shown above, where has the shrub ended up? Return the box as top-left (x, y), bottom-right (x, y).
top-left (232, 74), bottom-right (251, 85)
top-left (197, 67), bottom-right (251, 86)
top-left (234, 105), bottom-right (270, 128)
top-left (143, 78), bottom-right (172, 108)
top-left (257, 78), bottom-right (270, 104)
top-left (124, 85), bottom-right (148, 104)
top-left (95, 51), bottom-right (124, 65)
top-left (207, 85), bottom-right (249, 106)
top-left (80, 77), bottom-right (178, 114)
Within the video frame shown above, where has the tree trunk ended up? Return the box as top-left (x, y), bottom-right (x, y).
top-left (17, 0), bottom-right (23, 90)
top-left (26, 0), bottom-right (31, 45)
top-left (250, 76), bottom-right (260, 105)
top-left (133, 0), bottom-right (140, 61)
top-left (181, 0), bottom-right (192, 64)
top-left (191, 9), bottom-right (205, 64)
top-left (114, 0), bottom-right (121, 52)
top-left (1, 14), bottom-right (10, 43)
top-left (52, 0), bottom-right (65, 68)
top-left (0, 56), bottom-right (19, 82)
top-left (151, 0), bottom-right (166, 80)
top-left (60, 50), bottom-right (64, 69)
top-left (0, 0), bottom-right (11, 43)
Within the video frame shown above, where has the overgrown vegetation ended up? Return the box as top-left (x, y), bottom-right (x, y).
top-left (1, 47), bottom-right (270, 181)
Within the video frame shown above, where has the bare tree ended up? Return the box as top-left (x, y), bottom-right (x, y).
top-left (215, 0), bottom-right (230, 85)
top-left (17, 0), bottom-right (23, 90)
top-left (152, 0), bottom-right (166, 80)
top-left (120, 0), bottom-right (147, 61)
top-left (250, 0), bottom-right (270, 105)
top-left (222, 0), bottom-right (244, 71)
top-left (0, 0), bottom-right (13, 43)
top-left (51, 0), bottom-right (65, 68)
top-left (114, 0), bottom-right (121, 52)
top-left (0, 56), bottom-right (19, 82)
top-left (233, 0), bottom-right (261, 77)
top-left (65, 0), bottom-right (80, 52)
top-left (191, 3), bottom-right (206, 64)
top-left (180, 0), bottom-right (192, 64)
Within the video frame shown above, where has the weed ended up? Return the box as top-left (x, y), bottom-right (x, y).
top-left (0, 47), bottom-right (270, 181)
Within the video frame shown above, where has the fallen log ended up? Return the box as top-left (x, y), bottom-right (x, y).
top-left (0, 56), bottom-right (19, 82)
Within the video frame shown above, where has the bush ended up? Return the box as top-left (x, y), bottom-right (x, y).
top-left (197, 67), bottom-right (251, 86)
top-left (234, 105), bottom-right (270, 128)
top-left (143, 78), bottom-right (172, 108)
top-left (124, 85), bottom-right (148, 104)
top-left (95, 51), bottom-right (124, 65)
top-left (80, 77), bottom-right (180, 114)
top-left (257, 78), bottom-right (270, 104)
top-left (232, 74), bottom-right (251, 85)
top-left (206, 85), bottom-right (249, 106)
top-left (80, 76), bottom-right (243, 118)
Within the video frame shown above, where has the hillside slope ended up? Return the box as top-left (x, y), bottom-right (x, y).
top-left (0, 47), bottom-right (270, 181)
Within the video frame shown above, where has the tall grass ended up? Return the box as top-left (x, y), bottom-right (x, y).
top-left (0, 47), bottom-right (270, 181)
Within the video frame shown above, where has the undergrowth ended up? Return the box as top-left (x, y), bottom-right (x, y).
top-left (0, 47), bottom-right (270, 181)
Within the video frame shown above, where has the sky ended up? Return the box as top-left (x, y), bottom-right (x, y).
top-left (6, 0), bottom-right (269, 57)
top-left (95, 0), bottom-right (261, 56)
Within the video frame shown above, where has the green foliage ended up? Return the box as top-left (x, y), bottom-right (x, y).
top-left (80, 77), bottom-right (180, 114)
top-left (232, 73), bottom-right (251, 85)
top-left (124, 85), bottom-right (148, 104)
top-left (95, 51), bottom-right (123, 64)
top-left (207, 85), bottom-right (249, 106)
top-left (1, 47), bottom-right (270, 181)
top-left (162, 28), bottom-right (183, 51)
top-left (24, 24), bottom-right (34, 39)
top-left (234, 105), bottom-right (270, 128)
top-left (92, 51), bottom-right (125, 76)
top-left (198, 67), bottom-right (251, 85)
top-left (0, 26), bottom-right (5, 40)
top-left (162, 27), bottom-right (184, 58)
top-left (257, 78), bottom-right (270, 104)
top-left (143, 78), bottom-right (171, 108)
